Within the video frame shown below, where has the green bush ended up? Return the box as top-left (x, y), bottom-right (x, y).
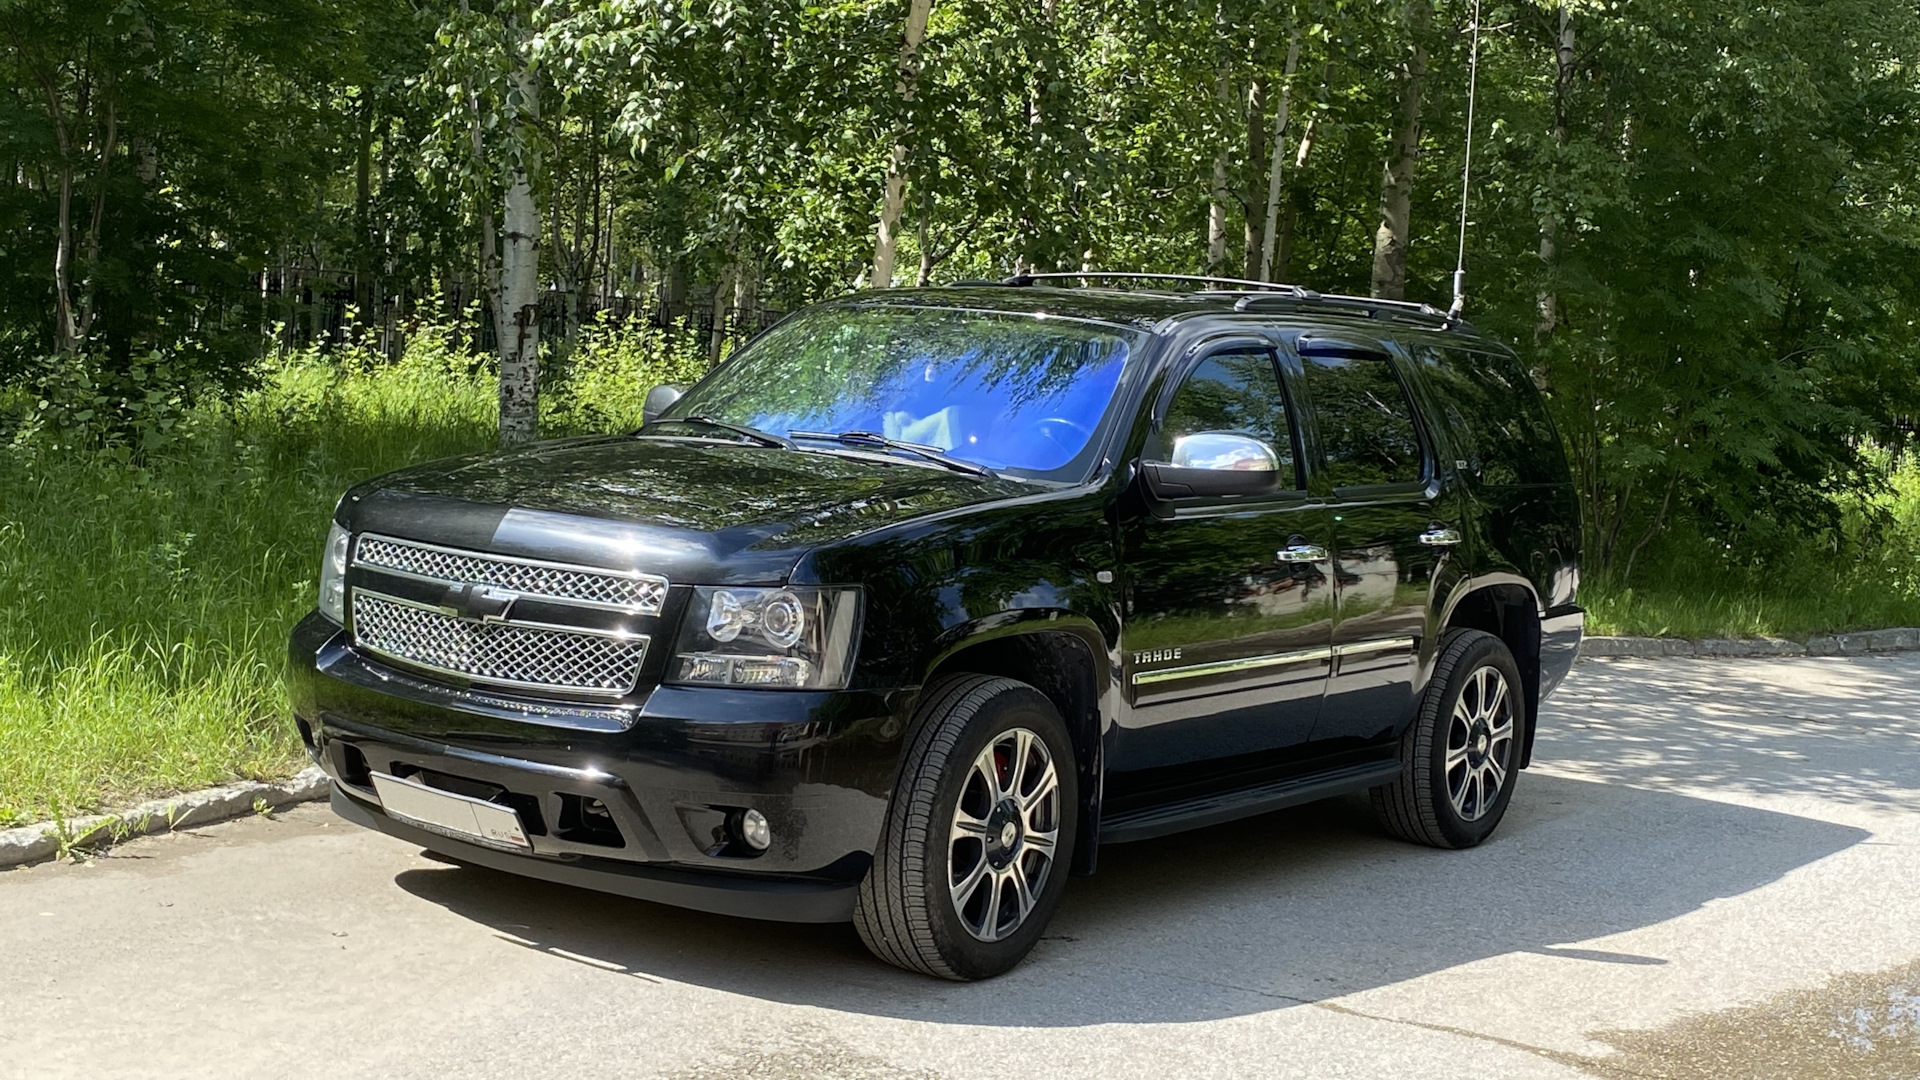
top-left (1584, 453), bottom-right (1920, 638)
top-left (543, 312), bottom-right (709, 433)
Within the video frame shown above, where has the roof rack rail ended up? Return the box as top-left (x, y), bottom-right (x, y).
top-left (950, 270), bottom-right (1471, 332)
top-left (997, 271), bottom-right (1316, 294)
top-left (1232, 291), bottom-right (1459, 330)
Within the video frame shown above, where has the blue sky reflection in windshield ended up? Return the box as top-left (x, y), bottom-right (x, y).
top-left (664, 307), bottom-right (1132, 478)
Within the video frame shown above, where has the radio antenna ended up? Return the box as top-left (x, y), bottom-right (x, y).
top-left (1447, 0), bottom-right (1484, 322)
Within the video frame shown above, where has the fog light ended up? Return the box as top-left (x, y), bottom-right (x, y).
top-left (739, 808), bottom-right (771, 851)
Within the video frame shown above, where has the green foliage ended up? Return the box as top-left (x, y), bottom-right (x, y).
top-left (11, 350), bottom-right (200, 454)
top-left (543, 312), bottom-right (709, 432)
top-left (1584, 455), bottom-right (1920, 639)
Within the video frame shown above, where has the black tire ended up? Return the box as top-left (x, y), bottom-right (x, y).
top-left (1371, 628), bottom-right (1527, 849)
top-left (854, 674), bottom-right (1079, 980)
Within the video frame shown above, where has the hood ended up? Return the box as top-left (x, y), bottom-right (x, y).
top-left (343, 435), bottom-right (1030, 583)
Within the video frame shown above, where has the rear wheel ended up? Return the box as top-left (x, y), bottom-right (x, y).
top-left (1372, 629), bottom-right (1526, 849)
top-left (854, 675), bottom-right (1078, 980)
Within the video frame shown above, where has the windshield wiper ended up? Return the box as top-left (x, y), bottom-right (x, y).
top-left (789, 430), bottom-right (998, 479)
top-left (644, 415), bottom-right (795, 450)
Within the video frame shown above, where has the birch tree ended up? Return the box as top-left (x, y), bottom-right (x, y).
top-left (4, 5), bottom-right (128, 355)
top-left (1533, 3), bottom-right (1574, 343)
top-left (1370, 0), bottom-right (1428, 300)
top-left (435, 0), bottom-right (545, 446)
top-left (869, 0), bottom-right (935, 288)
top-left (1256, 28), bottom-right (1302, 281)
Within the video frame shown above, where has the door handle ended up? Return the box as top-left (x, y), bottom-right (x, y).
top-left (1418, 526), bottom-right (1462, 547)
top-left (1277, 544), bottom-right (1329, 564)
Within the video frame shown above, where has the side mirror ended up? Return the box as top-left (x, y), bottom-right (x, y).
top-left (1142, 431), bottom-right (1283, 499)
top-left (642, 384), bottom-right (684, 424)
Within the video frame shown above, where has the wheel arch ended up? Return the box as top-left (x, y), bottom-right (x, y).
top-left (916, 613), bottom-right (1112, 876)
top-left (1439, 575), bottom-right (1544, 768)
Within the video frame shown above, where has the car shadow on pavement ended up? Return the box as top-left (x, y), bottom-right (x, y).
top-left (392, 771), bottom-right (1867, 1027)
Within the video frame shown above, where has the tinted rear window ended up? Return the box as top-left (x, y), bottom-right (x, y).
top-left (1301, 353), bottom-right (1427, 488)
top-left (1412, 346), bottom-right (1564, 486)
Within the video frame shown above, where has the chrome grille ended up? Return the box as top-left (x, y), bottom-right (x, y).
top-left (354, 534), bottom-right (666, 614)
top-left (351, 591), bottom-right (648, 696)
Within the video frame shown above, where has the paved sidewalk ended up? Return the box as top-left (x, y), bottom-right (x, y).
top-left (3, 655), bottom-right (1917, 1079)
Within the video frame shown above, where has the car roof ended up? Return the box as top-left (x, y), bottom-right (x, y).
top-left (822, 284), bottom-right (1490, 344)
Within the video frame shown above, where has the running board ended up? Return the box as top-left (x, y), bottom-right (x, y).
top-left (1099, 759), bottom-right (1405, 845)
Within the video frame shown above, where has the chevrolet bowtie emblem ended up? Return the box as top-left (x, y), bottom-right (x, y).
top-left (444, 582), bottom-right (517, 623)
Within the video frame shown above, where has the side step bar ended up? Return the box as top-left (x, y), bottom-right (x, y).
top-left (1099, 759), bottom-right (1405, 845)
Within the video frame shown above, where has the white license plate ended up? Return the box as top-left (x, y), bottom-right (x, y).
top-left (370, 771), bottom-right (531, 852)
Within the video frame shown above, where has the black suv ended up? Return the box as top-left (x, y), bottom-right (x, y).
top-left (289, 276), bottom-right (1583, 980)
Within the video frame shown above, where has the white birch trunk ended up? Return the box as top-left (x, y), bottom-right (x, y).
top-left (53, 163), bottom-right (76, 353)
top-left (1370, 0), bottom-right (1429, 301)
top-left (1207, 153), bottom-right (1229, 273)
top-left (1206, 46), bottom-right (1232, 274)
top-left (1536, 5), bottom-right (1574, 344)
top-left (1257, 31), bottom-right (1302, 282)
top-left (869, 0), bottom-right (935, 288)
top-left (495, 65), bottom-right (542, 447)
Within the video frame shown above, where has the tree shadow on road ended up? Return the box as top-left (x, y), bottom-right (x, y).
top-left (1540, 655), bottom-right (1920, 809)
top-left (393, 771), bottom-right (1866, 1026)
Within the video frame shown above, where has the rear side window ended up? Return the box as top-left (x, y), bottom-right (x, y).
top-left (1413, 346), bottom-right (1563, 486)
top-left (1155, 349), bottom-right (1299, 486)
top-left (1302, 354), bottom-right (1425, 488)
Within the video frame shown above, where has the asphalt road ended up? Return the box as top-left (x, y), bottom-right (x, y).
top-left (4, 655), bottom-right (1918, 1080)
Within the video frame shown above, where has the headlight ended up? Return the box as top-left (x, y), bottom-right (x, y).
top-left (318, 521), bottom-right (350, 624)
top-left (669, 586), bottom-right (861, 690)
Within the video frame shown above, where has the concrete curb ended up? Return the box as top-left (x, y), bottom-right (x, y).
top-left (0, 765), bottom-right (329, 871)
top-left (1580, 627), bottom-right (1920, 660)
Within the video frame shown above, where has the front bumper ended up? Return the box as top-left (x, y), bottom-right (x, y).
top-left (329, 785), bottom-right (858, 922)
top-left (288, 612), bottom-right (908, 923)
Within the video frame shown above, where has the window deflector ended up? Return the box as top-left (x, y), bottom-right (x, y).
top-left (1295, 333), bottom-right (1394, 360)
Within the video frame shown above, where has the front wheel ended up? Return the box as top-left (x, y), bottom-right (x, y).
top-left (1372, 628), bottom-right (1527, 849)
top-left (854, 675), bottom-right (1078, 980)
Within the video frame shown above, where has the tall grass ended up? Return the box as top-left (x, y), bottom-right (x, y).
top-left (0, 318), bottom-right (699, 826)
top-left (1583, 456), bottom-right (1920, 638)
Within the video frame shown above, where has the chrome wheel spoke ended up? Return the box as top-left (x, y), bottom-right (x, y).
top-left (951, 857), bottom-right (990, 913)
top-left (1020, 761), bottom-right (1058, 815)
top-left (950, 808), bottom-right (991, 846)
top-left (1483, 674), bottom-right (1507, 725)
top-left (979, 753), bottom-right (1007, 804)
top-left (1484, 754), bottom-right (1507, 792)
top-left (1010, 729), bottom-right (1033, 797)
top-left (1007, 860), bottom-right (1036, 922)
top-left (1023, 828), bottom-right (1058, 860)
top-left (1451, 698), bottom-right (1475, 732)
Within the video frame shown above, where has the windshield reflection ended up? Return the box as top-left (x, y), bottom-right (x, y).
top-left (658, 306), bottom-right (1135, 479)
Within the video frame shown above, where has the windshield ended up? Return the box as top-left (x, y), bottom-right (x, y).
top-left (658, 305), bottom-right (1136, 480)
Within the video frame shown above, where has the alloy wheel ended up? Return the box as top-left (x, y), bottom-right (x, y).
top-left (1445, 665), bottom-right (1514, 822)
top-left (948, 727), bottom-right (1061, 942)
